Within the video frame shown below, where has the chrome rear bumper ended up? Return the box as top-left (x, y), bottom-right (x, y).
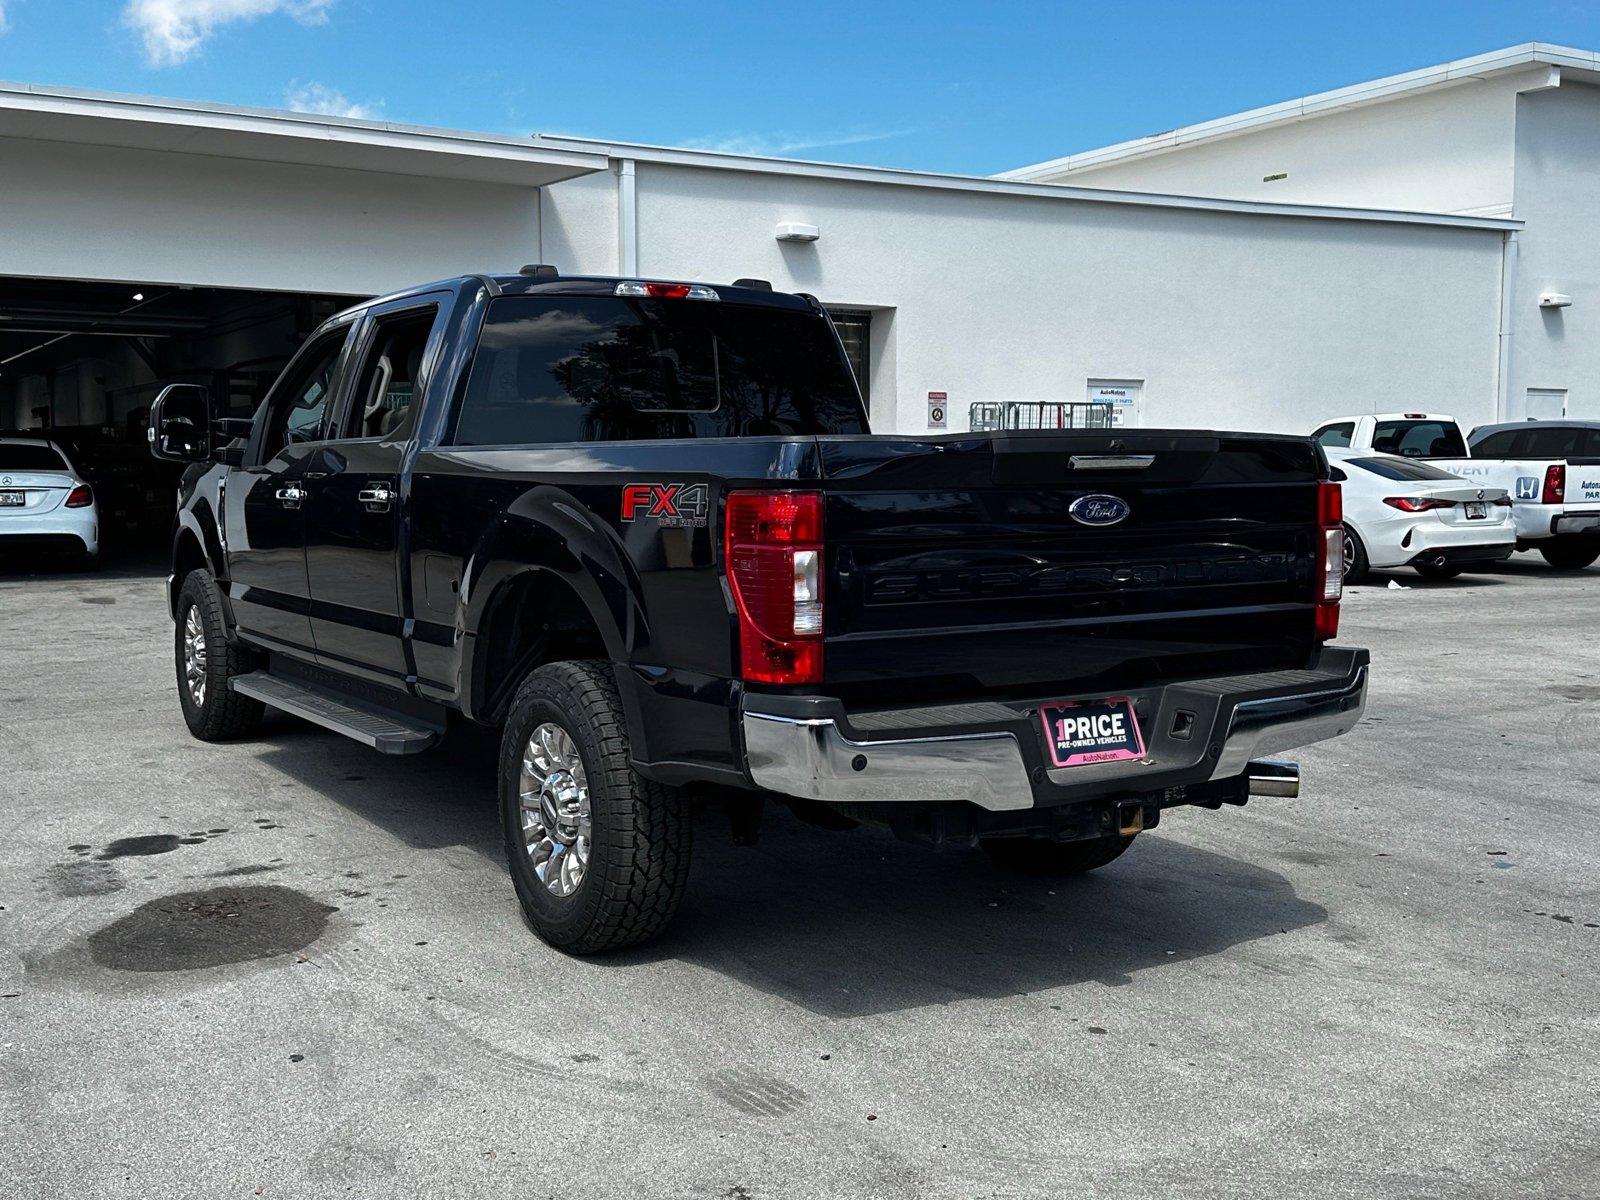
top-left (742, 652), bottom-right (1368, 813)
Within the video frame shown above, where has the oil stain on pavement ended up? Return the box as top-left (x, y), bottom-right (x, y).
top-left (86, 885), bottom-right (337, 972)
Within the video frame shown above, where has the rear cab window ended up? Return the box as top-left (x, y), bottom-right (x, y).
top-left (450, 295), bottom-right (868, 445)
top-left (1370, 420), bottom-right (1467, 459)
top-left (1313, 422), bottom-right (1354, 449)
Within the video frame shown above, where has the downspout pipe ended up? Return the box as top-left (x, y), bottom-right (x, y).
top-left (1495, 229), bottom-right (1517, 422)
top-left (617, 159), bottom-right (639, 276)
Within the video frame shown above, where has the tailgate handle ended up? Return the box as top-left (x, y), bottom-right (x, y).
top-left (1069, 454), bottom-right (1155, 471)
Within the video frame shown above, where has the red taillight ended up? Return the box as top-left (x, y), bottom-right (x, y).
top-left (1543, 463), bottom-right (1565, 505)
top-left (1383, 496), bottom-right (1454, 512)
top-left (65, 484), bottom-right (93, 508)
top-left (1318, 479), bottom-right (1342, 525)
top-left (725, 491), bottom-right (824, 685)
top-left (1314, 480), bottom-right (1342, 641)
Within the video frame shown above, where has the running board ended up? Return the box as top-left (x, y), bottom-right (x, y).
top-left (231, 671), bottom-right (442, 754)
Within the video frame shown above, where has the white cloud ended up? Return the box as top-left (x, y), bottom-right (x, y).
top-left (679, 127), bottom-right (915, 158)
top-left (0, 2), bottom-right (10, 36)
top-left (283, 80), bottom-right (381, 120)
top-left (123, 0), bottom-right (334, 67)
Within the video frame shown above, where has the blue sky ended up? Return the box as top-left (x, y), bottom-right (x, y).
top-left (1, 1), bottom-right (1597, 175)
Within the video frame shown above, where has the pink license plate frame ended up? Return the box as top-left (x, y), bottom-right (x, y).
top-left (1038, 696), bottom-right (1146, 768)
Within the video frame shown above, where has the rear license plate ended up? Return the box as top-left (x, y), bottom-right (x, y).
top-left (1038, 696), bottom-right (1145, 768)
top-left (1464, 502), bottom-right (1488, 520)
top-left (0, 492), bottom-right (22, 507)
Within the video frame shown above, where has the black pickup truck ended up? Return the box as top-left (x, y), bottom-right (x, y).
top-left (149, 269), bottom-right (1369, 953)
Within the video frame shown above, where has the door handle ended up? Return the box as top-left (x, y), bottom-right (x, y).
top-left (276, 485), bottom-right (304, 509)
top-left (358, 483), bottom-right (394, 512)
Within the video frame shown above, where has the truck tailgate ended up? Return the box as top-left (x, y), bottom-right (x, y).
top-left (816, 430), bottom-right (1326, 704)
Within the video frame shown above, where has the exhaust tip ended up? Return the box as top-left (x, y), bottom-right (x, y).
top-left (1247, 759), bottom-right (1300, 798)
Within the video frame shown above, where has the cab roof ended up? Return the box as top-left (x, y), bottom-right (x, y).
top-left (331, 273), bottom-right (817, 326)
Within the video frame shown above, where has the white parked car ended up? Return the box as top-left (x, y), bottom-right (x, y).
top-left (1325, 448), bottom-right (1514, 582)
top-left (1313, 412), bottom-right (1600, 569)
top-left (0, 436), bottom-right (99, 564)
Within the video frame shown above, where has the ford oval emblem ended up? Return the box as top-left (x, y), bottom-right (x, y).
top-left (1069, 494), bottom-right (1130, 527)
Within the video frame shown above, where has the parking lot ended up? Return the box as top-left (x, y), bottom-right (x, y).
top-left (2, 556), bottom-right (1597, 1199)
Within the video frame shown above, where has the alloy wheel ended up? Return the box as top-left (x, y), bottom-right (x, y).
top-left (518, 722), bottom-right (592, 897)
top-left (183, 605), bottom-right (208, 707)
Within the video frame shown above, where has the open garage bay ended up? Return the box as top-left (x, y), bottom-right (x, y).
top-left (1, 560), bottom-right (1597, 1198)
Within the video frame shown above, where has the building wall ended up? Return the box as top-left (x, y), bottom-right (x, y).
top-left (1507, 81), bottom-right (1600, 420)
top-left (0, 136), bottom-right (541, 295)
top-left (542, 162), bottom-right (1507, 435)
top-left (539, 167), bottom-right (621, 275)
top-left (1033, 69), bottom-right (1543, 217)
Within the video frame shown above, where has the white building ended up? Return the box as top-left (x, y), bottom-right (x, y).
top-left (1002, 42), bottom-right (1600, 424)
top-left (0, 45), bottom-right (1583, 540)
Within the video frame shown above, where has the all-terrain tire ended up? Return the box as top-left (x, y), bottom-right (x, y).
top-left (980, 833), bottom-right (1137, 876)
top-left (175, 569), bottom-right (264, 741)
top-left (499, 660), bottom-right (692, 954)
top-left (1539, 539), bottom-right (1600, 571)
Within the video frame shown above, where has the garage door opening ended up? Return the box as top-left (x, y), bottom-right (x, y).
top-left (0, 276), bottom-right (358, 563)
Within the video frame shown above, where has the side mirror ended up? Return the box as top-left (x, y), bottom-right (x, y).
top-left (147, 384), bottom-right (213, 463)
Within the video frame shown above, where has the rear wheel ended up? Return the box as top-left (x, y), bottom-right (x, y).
top-left (1539, 539), bottom-right (1600, 571)
top-left (499, 661), bottom-right (691, 954)
top-left (980, 833), bottom-right (1136, 876)
top-left (1413, 560), bottom-right (1464, 581)
top-left (1341, 524), bottom-right (1370, 585)
top-left (174, 569), bottom-right (264, 740)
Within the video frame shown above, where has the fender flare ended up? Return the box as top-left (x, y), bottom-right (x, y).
top-left (459, 486), bottom-right (650, 722)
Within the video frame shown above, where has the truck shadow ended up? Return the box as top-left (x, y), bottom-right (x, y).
top-left (646, 813), bottom-right (1327, 1017)
top-left (252, 724), bottom-right (1327, 1019)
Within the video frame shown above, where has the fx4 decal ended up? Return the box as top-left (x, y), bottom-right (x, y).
top-left (621, 482), bottom-right (710, 528)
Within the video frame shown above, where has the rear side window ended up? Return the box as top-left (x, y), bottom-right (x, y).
top-left (1314, 422), bottom-right (1354, 448)
top-left (1472, 429), bottom-right (1525, 457)
top-left (451, 295), bottom-right (867, 445)
top-left (1523, 426), bottom-right (1589, 458)
top-left (1349, 456), bottom-right (1468, 482)
top-left (0, 443), bottom-right (68, 471)
top-left (342, 307), bottom-right (438, 441)
top-left (1371, 420), bottom-right (1467, 458)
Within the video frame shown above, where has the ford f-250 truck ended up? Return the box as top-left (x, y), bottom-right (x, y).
top-left (150, 270), bottom-right (1368, 954)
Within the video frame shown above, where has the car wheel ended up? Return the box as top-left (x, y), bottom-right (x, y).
top-left (499, 660), bottom-right (692, 954)
top-left (174, 569), bottom-right (264, 740)
top-left (1539, 540), bottom-right (1600, 571)
top-left (1341, 524), bottom-right (1370, 585)
top-left (980, 833), bottom-right (1136, 876)
top-left (1413, 560), bottom-right (1464, 581)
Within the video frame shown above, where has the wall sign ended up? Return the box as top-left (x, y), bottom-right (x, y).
top-left (927, 391), bottom-right (948, 429)
top-left (1087, 378), bottom-right (1143, 427)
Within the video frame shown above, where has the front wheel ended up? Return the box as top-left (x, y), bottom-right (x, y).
top-left (980, 833), bottom-right (1136, 876)
top-left (174, 569), bottom-right (263, 740)
top-left (499, 661), bottom-right (691, 954)
top-left (1539, 539), bottom-right (1600, 571)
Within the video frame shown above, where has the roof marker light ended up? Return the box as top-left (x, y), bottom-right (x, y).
top-left (615, 281), bottom-right (720, 301)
